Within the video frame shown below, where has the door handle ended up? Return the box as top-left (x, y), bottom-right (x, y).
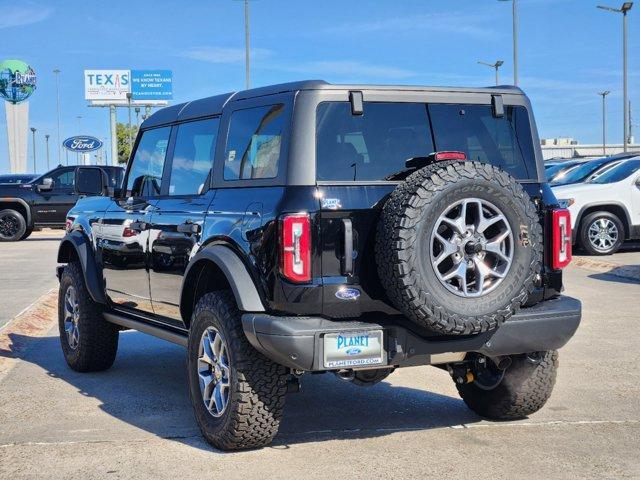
top-left (129, 221), bottom-right (148, 232)
top-left (341, 218), bottom-right (353, 275)
top-left (177, 222), bottom-right (201, 235)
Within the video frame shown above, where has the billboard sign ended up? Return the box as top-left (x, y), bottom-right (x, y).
top-left (84, 70), bottom-right (130, 100)
top-left (63, 136), bottom-right (103, 152)
top-left (0, 59), bottom-right (37, 104)
top-left (131, 70), bottom-right (173, 100)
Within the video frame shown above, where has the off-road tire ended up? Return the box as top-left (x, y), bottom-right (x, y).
top-left (0, 209), bottom-right (26, 242)
top-left (188, 291), bottom-right (289, 451)
top-left (456, 351), bottom-right (558, 420)
top-left (376, 161), bottom-right (542, 335)
top-left (58, 262), bottom-right (119, 372)
top-left (579, 210), bottom-right (624, 256)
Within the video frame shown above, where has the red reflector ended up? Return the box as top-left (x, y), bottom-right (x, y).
top-left (280, 213), bottom-right (311, 283)
top-left (122, 227), bottom-right (136, 238)
top-left (551, 209), bottom-right (572, 269)
top-left (65, 219), bottom-right (73, 233)
top-left (434, 151), bottom-right (467, 161)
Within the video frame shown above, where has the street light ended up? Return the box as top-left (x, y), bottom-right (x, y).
top-left (45, 134), bottom-right (50, 170)
top-left (30, 127), bottom-right (37, 173)
top-left (234, 0), bottom-right (252, 89)
top-left (498, 0), bottom-right (518, 85)
top-left (76, 116), bottom-right (82, 164)
top-left (53, 69), bottom-right (62, 165)
top-left (478, 60), bottom-right (505, 85)
top-left (126, 92), bottom-right (133, 158)
top-left (597, 2), bottom-right (633, 152)
top-left (598, 91), bottom-right (611, 155)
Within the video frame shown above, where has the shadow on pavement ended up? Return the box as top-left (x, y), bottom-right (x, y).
top-left (3, 330), bottom-right (480, 450)
top-left (588, 271), bottom-right (640, 284)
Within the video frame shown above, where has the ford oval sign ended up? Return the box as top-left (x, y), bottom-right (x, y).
top-left (63, 136), bottom-right (103, 153)
top-left (335, 287), bottom-right (360, 301)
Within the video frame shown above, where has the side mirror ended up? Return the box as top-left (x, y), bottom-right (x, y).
top-left (75, 167), bottom-right (108, 196)
top-left (38, 178), bottom-right (53, 191)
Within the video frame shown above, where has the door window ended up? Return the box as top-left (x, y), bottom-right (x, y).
top-left (168, 118), bottom-right (219, 195)
top-left (48, 168), bottom-right (75, 190)
top-left (126, 127), bottom-right (171, 197)
top-left (224, 104), bottom-right (284, 180)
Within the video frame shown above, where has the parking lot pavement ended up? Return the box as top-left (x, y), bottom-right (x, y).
top-left (0, 229), bottom-right (64, 329)
top-left (0, 259), bottom-right (639, 479)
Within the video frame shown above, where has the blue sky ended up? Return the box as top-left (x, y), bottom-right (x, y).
top-left (1, 0), bottom-right (639, 173)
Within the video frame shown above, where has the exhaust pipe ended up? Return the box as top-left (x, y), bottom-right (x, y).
top-left (335, 369), bottom-right (355, 382)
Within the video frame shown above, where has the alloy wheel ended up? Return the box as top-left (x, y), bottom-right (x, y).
top-left (197, 326), bottom-right (231, 418)
top-left (0, 213), bottom-right (19, 239)
top-left (430, 198), bottom-right (514, 297)
top-left (63, 286), bottom-right (80, 349)
top-left (588, 218), bottom-right (618, 253)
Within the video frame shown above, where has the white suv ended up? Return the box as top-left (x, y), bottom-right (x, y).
top-left (552, 158), bottom-right (640, 255)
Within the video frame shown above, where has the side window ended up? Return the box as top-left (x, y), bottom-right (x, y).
top-left (126, 127), bottom-right (171, 197)
top-left (224, 104), bottom-right (284, 180)
top-left (48, 168), bottom-right (75, 190)
top-left (168, 118), bottom-right (219, 195)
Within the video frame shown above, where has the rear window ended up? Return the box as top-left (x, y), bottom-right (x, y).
top-left (316, 102), bottom-right (433, 181)
top-left (316, 101), bottom-right (537, 182)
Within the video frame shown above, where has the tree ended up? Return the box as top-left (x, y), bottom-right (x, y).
top-left (116, 122), bottom-right (139, 164)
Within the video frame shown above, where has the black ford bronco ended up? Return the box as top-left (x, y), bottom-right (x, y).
top-left (57, 81), bottom-right (581, 451)
top-left (0, 164), bottom-right (123, 241)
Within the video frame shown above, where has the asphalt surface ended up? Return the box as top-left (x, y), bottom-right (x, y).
top-left (0, 229), bottom-right (64, 328)
top-left (0, 240), bottom-right (639, 478)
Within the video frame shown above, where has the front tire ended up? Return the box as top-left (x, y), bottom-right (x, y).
top-left (58, 262), bottom-right (119, 372)
top-left (456, 351), bottom-right (558, 420)
top-left (188, 291), bottom-right (288, 451)
top-left (579, 211), bottom-right (624, 255)
top-left (0, 209), bottom-right (26, 242)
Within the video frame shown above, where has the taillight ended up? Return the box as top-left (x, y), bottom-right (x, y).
top-left (280, 213), bottom-right (311, 283)
top-left (433, 151), bottom-right (467, 161)
top-left (551, 209), bottom-right (572, 269)
top-left (65, 218), bottom-right (73, 233)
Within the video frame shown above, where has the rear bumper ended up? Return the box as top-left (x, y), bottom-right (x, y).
top-left (242, 296), bottom-right (581, 371)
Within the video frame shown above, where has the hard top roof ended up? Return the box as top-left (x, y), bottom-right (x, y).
top-left (141, 80), bottom-right (523, 129)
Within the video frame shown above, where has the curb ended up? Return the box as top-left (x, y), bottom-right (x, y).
top-left (571, 256), bottom-right (640, 283)
top-left (0, 289), bottom-right (58, 377)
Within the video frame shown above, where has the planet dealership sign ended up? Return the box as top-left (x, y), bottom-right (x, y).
top-left (63, 136), bottom-right (103, 153)
top-left (0, 59), bottom-right (37, 104)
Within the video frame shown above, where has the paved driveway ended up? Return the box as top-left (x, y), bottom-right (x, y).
top-left (0, 260), bottom-right (638, 478)
top-left (0, 230), bottom-right (64, 328)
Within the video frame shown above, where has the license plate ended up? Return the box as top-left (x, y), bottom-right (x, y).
top-left (323, 330), bottom-right (384, 368)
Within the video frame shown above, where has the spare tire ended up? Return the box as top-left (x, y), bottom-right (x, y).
top-left (376, 161), bottom-right (542, 335)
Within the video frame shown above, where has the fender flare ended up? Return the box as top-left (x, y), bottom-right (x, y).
top-left (57, 231), bottom-right (107, 304)
top-left (0, 197), bottom-right (32, 226)
top-left (181, 244), bottom-right (265, 314)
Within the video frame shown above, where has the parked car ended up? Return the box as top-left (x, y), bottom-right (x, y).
top-left (57, 81), bottom-right (580, 451)
top-left (545, 159), bottom-right (588, 183)
top-left (551, 152), bottom-right (638, 186)
top-left (0, 164), bottom-right (124, 241)
top-left (552, 157), bottom-right (640, 255)
top-left (0, 173), bottom-right (39, 185)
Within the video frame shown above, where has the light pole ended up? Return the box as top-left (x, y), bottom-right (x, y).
top-left (244, 0), bottom-right (251, 89)
top-left (45, 134), bottom-right (50, 169)
top-left (598, 91), bottom-right (611, 155)
top-left (598, 2), bottom-right (633, 152)
top-left (126, 92), bottom-right (133, 158)
top-left (499, 0), bottom-right (518, 85)
top-left (76, 116), bottom-right (82, 164)
top-left (478, 60), bottom-right (504, 85)
top-left (53, 69), bottom-right (62, 164)
top-left (30, 127), bottom-right (37, 173)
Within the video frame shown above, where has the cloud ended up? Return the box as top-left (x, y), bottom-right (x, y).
top-left (278, 60), bottom-right (417, 80)
top-left (180, 46), bottom-right (273, 64)
top-left (0, 3), bottom-right (52, 29)
top-left (322, 12), bottom-right (497, 39)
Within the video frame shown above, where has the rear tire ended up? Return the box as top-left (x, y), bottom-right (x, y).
top-left (579, 211), bottom-right (624, 255)
top-left (188, 291), bottom-right (289, 451)
top-left (20, 228), bottom-right (33, 240)
top-left (456, 351), bottom-right (558, 420)
top-left (58, 262), bottom-right (119, 372)
top-left (0, 209), bottom-right (26, 242)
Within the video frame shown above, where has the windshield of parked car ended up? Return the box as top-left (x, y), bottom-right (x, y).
top-left (545, 161), bottom-right (582, 181)
top-left (589, 159), bottom-right (640, 184)
top-left (551, 157), bottom-right (610, 185)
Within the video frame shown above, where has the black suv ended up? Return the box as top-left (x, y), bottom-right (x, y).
top-left (57, 81), bottom-right (581, 450)
top-left (0, 165), bottom-right (123, 241)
